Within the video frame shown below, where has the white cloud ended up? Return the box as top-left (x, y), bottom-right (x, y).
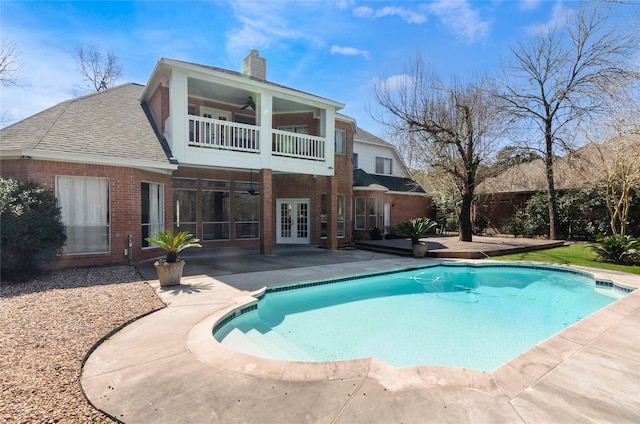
top-left (335, 0), bottom-right (355, 11)
top-left (525, 1), bottom-right (573, 35)
top-left (330, 45), bottom-right (369, 59)
top-left (520, 0), bottom-right (541, 11)
top-left (353, 5), bottom-right (427, 24)
top-left (426, 0), bottom-right (491, 43)
top-left (225, 2), bottom-right (322, 53)
top-left (373, 74), bottom-right (416, 92)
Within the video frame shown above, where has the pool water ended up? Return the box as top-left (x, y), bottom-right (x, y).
top-left (215, 264), bottom-right (624, 371)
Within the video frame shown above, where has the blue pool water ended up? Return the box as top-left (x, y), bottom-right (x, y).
top-left (215, 264), bottom-right (625, 371)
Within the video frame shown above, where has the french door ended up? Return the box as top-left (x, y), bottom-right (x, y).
top-left (276, 199), bottom-right (310, 244)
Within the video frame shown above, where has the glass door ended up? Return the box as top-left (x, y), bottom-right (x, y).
top-left (276, 199), bottom-right (310, 244)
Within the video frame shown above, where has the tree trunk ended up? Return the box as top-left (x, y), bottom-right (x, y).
top-left (459, 192), bottom-right (473, 242)
top-left (544, 122), bottom-right (560, 240)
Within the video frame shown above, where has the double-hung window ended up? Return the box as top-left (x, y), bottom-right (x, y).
top-left (369, 198), bottom-right (378, 229)
top-left (354, 197), bottom-right (366, 230)
top-left (375, 157), bottom-right (393, 175)
top-left (57, 176), bottom-right (110, 254)
top-left (335, 129), bottom-right (346, 155)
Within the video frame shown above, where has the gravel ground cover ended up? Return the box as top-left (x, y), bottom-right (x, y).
top-left (0, 266), bottom-right (165, 423)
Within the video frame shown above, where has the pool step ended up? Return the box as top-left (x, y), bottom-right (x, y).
top-left (245, 323), bottom-right (317, 362)
top-left (219, 328), bottom-right (275, 360)
top-left (258, 328), bottom-right (317, 362)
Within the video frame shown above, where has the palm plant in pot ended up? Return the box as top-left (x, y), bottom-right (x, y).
top-left (145, 230), bottom-right (202, 287)
top-left (396, 217), bottom-right (437, 258)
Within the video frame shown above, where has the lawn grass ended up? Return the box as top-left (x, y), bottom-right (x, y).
top-left (495, 242), bottom-right (640, 276)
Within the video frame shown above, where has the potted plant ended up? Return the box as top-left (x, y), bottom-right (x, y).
top-left (145, 229), bottom-right (202, 287)
top-left (396, 217), bottom-right (437, 258)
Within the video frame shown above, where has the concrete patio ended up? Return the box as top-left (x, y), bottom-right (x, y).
top-left (82, 246), bottom-right (640, 423)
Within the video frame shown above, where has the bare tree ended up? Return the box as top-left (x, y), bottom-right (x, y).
top-left (494, 5), bottom-right (638, 239)
top-left (0, 40), bottom-right (21, 87)
top-left (73, 44), bottom-right (123, 95)
top-left (373, 57), bottom-right (501, 242)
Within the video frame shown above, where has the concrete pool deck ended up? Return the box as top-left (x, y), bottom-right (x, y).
top-left (82, 248), bottom-right (640, 423)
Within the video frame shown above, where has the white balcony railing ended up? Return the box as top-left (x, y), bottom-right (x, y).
top-left (271, 129), bottom-right (325, 161)
top-left (186, 116), bottom-right (326, 162)
top-left (188, 116), bottom-right (259, 153)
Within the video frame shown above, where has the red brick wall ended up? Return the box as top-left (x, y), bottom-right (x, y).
top-left (474, 192), bottom-right (531, 231)
top-left (272, 112), bottom-right (319, 135)
top-left (352, 189), bottom-right (433, 239)
top-left (1, 158), bottom-right (171, 268)
top-left (148, 84), bottom-right (169, 133)
top-left (187, 98), bottom-right (257, 123)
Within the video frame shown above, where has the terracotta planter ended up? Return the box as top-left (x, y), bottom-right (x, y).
top-left (412, 243), bottom-right (428, 258)
top-left (154, 260), bottom-right (185, 287)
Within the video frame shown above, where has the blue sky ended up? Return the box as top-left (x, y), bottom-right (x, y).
top-left (1, 1), bottom-right (637, 137)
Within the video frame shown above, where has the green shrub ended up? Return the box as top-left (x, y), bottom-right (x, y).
top-left (592, 235), bottom-right (640, 265)
top-left (368, 227), bottom-right (384, 240)
top-left (396, 217), bottom-right (437, 244)
top-left (0, 178), bottom-right (67, 281)
top-left (502, 210), bottom-right (526, 237)
top-left (473, 214), bottom-right (488, 235)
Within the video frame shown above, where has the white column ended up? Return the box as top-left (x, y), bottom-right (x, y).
top-left (324, 107), bottom-right (336, 175)
top-left (258, 92), bottom-right (273, 169)
top-left (168, 70), bottom-right (188, 162)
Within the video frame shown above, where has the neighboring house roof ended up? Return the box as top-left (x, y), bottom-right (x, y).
top-left (477, 133), bottom-right (640, 194)
top-left (0, 83), bottom-right (175, 170)
top-left (354, 128), bottom-right (391, 146)
top-left (353, 168), bottom-right (426, 194)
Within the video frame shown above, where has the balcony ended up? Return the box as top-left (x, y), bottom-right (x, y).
top-left (188, 116), bottom-right (326, 162)
top-left (189, 117), bottom-right (259, 153)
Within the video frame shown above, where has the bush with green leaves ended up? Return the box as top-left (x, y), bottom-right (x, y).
top-left (396, 217), bottom-right (437, 244)
top-left (473, 214), bottom-right (489, 235)
top-left (521, 189), bottom-right (612, 240)
top-left (502, 210), bottom-right (526, 237)
top-left (1, 178), bottom-right (67, 281)
top-left (592, 235), bottom-right (640, 265)
top-left (145, 229), bottom-right (201, 262)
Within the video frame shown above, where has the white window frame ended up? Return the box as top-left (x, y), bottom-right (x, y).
top-left (355, 196), bottom-right (366, 230)
top-left (335, 129), bottom-right (346, 155)
top-left (56, 175), bottom-right (110, 255)
top-left (375, 157), bottom-right (393, 175)
top-left (142, 182), bottom-right (165, 249)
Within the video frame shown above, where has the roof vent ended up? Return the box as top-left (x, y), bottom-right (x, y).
top-left (243, 49), bottom-right (266, 80)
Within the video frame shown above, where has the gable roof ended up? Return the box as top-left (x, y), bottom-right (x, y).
top-left (477, 133), bottom-right (640, 194)
top-left (353, 168), bottom-right (427, 194)
top-left (0, 83), bottom-right (175, 170)
top-left (354, 128), bottom-right (391, 146)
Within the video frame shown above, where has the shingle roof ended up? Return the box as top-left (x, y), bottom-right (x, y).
top-left (354, 128), bottom-right (391, 146)
top-left (0, 83), bottom-right (171, 166)
top-left (477, 133), bottom-right (640, 194)
top-left (353, 168), bottom-right (426, 193)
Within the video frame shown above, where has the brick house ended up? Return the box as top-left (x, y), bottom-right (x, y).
top-left (474, 134), bottom-right (640, 232)
top-left (1, 51), bottom-right (429, 267)
top-left (352, 128), bottom-right (431, 238)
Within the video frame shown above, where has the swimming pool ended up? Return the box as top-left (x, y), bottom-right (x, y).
top-left (214, 263), bottom-right (629, 371)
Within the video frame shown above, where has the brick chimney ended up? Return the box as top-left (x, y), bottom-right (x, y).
top-left (242, 49), bottom-right (266, 80)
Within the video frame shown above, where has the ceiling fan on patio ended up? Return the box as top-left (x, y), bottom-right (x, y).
top-left (248, 169), bottom-right (258, 196)
top-left (241, 96), bottom-right (256, 110)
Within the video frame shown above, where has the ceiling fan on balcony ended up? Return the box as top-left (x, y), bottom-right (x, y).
top-left (248, 169), bottom-right (258, 196)
top-left (241, 96), bottom-right (256, 110)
